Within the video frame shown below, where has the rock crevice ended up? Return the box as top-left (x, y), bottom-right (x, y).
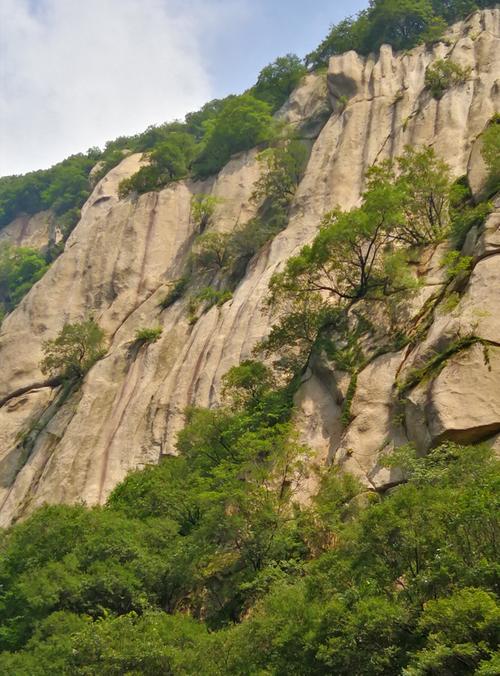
top-left (0, 9), bottom-right (499, 524)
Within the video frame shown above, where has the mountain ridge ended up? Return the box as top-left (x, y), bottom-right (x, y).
top-left (0, 8), bottom-right (499, 527)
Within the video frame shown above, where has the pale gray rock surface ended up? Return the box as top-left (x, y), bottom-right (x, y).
top-left (0, 10), bottom-right (499, 524)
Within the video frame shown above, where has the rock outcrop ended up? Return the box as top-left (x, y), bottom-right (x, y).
top-left (0, 9), bottom-right (499, 525)
top-left (0, 211), bottom-right (59, 251)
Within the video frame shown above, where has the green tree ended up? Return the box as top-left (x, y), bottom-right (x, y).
top-left (190, 194), bottom-right (221, 233)
top-left (193, 94), bottom-right (276, 178)
top-left (430, 0), bottom-right (480, 22)
top-left (481, 115), bottom-right (500, 195)
top-left (184, 96), bottom-right (235, 140)
top-left (395, 146), bottom-right (453, 244)
top-left (269, 204), bottom-right (397, 305)
top-left (251, 54), bottom-right (307, 111)
top-left (41, 166), bottom-right (89, 216)
top-left (0, 244), bottom-right (49, 314)
top-left (0, 505), bottom-right (179, 652)
top-left (189, 231), bottom-right (232, 275)
top-left (406, 589), bottom-right (500, 675)
top-left (148, 132), bottom-right (196, 180)
top-left (425, 58), bottom-right (471, 99)
top-left (119, 132), bottom-right (197, 197)
top-left (134, 326), bottom-right (162, 345)
top-left (305, 13), bottom-right (370, 68)
top-left (365, 0), bottom-right (443, 52)
top-left (0, 152), bottom-right (96, 230)
top-left (40, 318), bottom-right (106, 381)
top-left (252, 139), bottom-right (308, 229)
top-left (222, 360), bottom-right (276, 409)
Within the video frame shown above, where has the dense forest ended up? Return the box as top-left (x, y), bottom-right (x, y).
top-left (0, 1), bottom-right (499, 673)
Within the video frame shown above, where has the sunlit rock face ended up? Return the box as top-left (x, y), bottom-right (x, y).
top-left (0, 9), bottom-right (499, 524)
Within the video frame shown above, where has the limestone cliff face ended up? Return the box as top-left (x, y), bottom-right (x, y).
top-left (0, 9), bottom-right (499, 525)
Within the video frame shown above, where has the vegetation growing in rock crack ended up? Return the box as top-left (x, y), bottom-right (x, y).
top-left (258, 132), bottom-right (498, 383)
top-left (481, 114), bottom-right (500, 197)
top-left (425, 58), bottom-right (471, 99)
top-left (190, 194), bottom-right (221, 233)
top-left (158, 135), bottom-right (308, 324)
top-left (40, 318), bottom-right (106, 382)
top-left (134, 326), bottom-right (163, 345)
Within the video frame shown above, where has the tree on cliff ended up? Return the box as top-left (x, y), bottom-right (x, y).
top-left (40, 318), bottom-right (106, 381)
top-left (193, 94), bottom-right (276, 178)
top-left (305, 0), bottom-right (496, 67)
top-left (251, 54), bottom-right (307, 111)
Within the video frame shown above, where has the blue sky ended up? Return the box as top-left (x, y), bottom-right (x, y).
top-left (205, 0), bottom-right (369, 95)
top-left (0, 0), bottom-right (368, 175)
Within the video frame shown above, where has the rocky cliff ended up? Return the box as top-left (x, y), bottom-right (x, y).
top-left (0, 9), bottom-right (499, 526)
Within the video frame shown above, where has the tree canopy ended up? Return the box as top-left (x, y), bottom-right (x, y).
top-left (305, 0), bottom-right (496, 67)
top-left (251, 54), bottom-right (307, 112)
top-left (192, 94), bottom-right (277, 179)
top-left (40, 319), bottom-right (106, 381)
top-left (0, 244), bottom-right (48, 319)
top-left (0, 438), bottom-right (497, 674)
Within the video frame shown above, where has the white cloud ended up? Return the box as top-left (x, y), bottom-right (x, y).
top-left (0, 0), bottom-right (243, 175)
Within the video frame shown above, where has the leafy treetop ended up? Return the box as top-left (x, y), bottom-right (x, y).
top-left (40, 318), bottom-right (106, 381)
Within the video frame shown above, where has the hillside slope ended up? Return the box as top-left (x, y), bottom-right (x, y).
top-left (0, 8), bottom-right (499, 526)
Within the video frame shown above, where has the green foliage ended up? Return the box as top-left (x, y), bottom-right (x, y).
top-left (222, 360), bottom-right (276, 409)
top-left (251, 54), bottom-right (307, 112)
top-left (0, 505), bottom-right (179, 652)
top-left (449, 179), bottom-right (492, 248)
top-left (0, 244), bottom-right (49, 315)
top-left (91, 149), bottom-right (128, 184)
top-left (0, 151), bottom-right (98, 230)
top-left (134, 326), bottom-right (162, 345)
top-left (118, 132), bottom-right (197, 197)
top-left (193, 94), bottom-right (276, 178)
top-left (1, 440), bottom-right (498, 673)
top-left (306, 13), bottom-right (370, 67)
top-left (163, 139), bottom-right (307, 321)
top-left (220, 443), bottom-right (500, 674)
top-left (337, 94), bottom-right (350, 111)
top-left (268, 168), bottom-right (405, 309)
top-left (252, 138), bottom-right (308, 230)
top-left (268, 146), bottom-right (449, 324)
top-left (405, 588), bottom-right (500, 674)
top-left (184, 96), bottom-right (235, 140)
top-left (481, 115), bottom-right (500, 196)
top-left (441, 290), bottom-right (460, 313)
top-left (160, 276), bottom-right (189, 309)
top-left (40, 319), bottom-right (106, 381)
top-left (190, 194), bottom-right (221, 233)
top-left (442, 249), bottom-right (473, 279)
top-left (425, 58), bottom-right (471, 98)
top-left (189, 231), bottom-right (232, 275)
top-left (260, 146), bottom-right (457, 376)
top-left (186, 287), bottom-right (233, 323)
top-left (225, 217), bottom-right (285, 285)
top-left (341, 373), bottom-right (358, 426)
top-left (396, 145), bottom-right (453, 244)
top-left (305, 0), bottom-right (495, 68)
top-left (366, 0), bottom-right (440, 52)
top-left (430, 0), bottom-right (484, 23)
top-left (258, 298), bottom-right (343, 375)
top-left (398, 334), bottom-right (483, 395)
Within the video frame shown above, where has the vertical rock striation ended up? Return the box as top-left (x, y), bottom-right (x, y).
top-left (0, 9), bottom-right (499, 524)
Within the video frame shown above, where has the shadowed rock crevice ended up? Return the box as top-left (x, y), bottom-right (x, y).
top-left (0, 9), bottom-right (498, 523)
